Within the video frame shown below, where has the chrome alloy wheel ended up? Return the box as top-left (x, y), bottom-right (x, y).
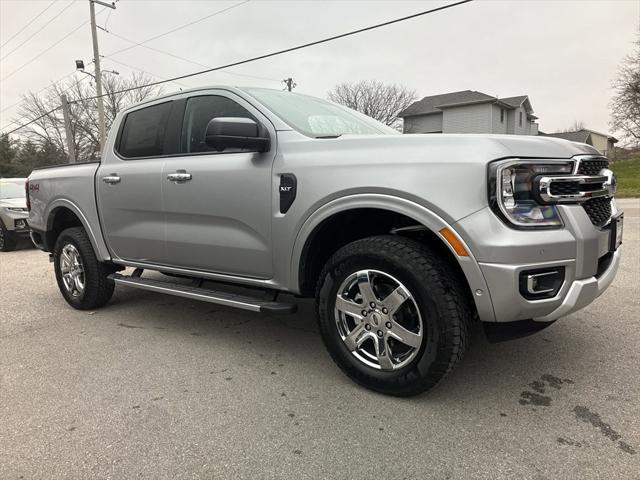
top-left (334, 270), bottom-right (424, 371)
top-left (60, 244), bottom-right (85, 297)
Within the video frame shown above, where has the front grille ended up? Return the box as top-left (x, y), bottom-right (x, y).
top-left (573, 157), bottom-right (613, 227)
top-left (582, 197), bottom-right (612, 228)
top-left (550, 181), bottom-right (580, 196)
top-left (577, 158), bottom-right (608, 176)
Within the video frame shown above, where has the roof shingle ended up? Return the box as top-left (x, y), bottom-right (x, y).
top-left (544, 130), bottom-right (592, 143)
top-left (398, 90), bottom-right (496, 117)
top-left (498, 95), bottom-right (528, 108)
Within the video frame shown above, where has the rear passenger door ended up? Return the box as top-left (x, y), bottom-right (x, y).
top-left (161, 91), bottom-right (275, 278)
top-left (97, 100), bottom-right (174, 264)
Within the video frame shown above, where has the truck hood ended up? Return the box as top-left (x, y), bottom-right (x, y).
top-left (0, 197), bottom-right (27, 209)
top-left (300, 133), bottom-right (600, 161)
top-left (278, 132), bottom-right (601, 224)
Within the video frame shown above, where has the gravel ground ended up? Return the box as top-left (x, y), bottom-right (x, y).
top-left (1, 198), bottom-right (638, 479)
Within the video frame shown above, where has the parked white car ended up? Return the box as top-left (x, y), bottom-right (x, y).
top-left (0, 178), bottom-right (29, 252)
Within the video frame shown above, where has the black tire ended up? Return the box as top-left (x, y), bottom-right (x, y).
top-left (0, 219), bottom-right (18, 252)
top-left (316, 235), bottom-right (472, 396)
top-left (53, 227), bottom-right (115, 310)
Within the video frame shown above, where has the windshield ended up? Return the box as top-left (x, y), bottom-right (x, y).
top-left (0, 181), bottom-right (25, 200)
top-left (244, 88), bottom-right (398, 138)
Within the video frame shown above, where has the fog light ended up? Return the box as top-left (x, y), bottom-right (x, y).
top-left (519, 267), bottom-right (565, 300)
top-left (14, 219), bottom-right (27, 229)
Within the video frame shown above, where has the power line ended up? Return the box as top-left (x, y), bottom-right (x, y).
top-left (102, 0), bottom-right (118, 31)
top-left (0, 0), bottom-right (77, 61)
top-left (0, 74), bottom-right (91, 131)
top-left (3, 0), bottom-right (474, 136)
top-left (105, 57), bottom-right (192, 89)
top-left (0, 72), bottom-right (75, 115)
top-left (84, 0), bottom-right (474, 101)
top-left (104, 30), bottom-right (281, 83)
top-left (0, 0), bottom-right (57, 49)
top-left (2, 21), bottom-right (86, 82)
top-left (104, 0), bottom-right (250, 58)
top-left (2, 106), bottom-right (62, 134)
top-left (2, 0), bottom-right (251, 117)
top-left (1, 4), bottom-right (109, 83)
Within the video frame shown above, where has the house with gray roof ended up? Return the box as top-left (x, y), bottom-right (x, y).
top-left (540, 129), bottom-right (618, 158)
top-left (399, 90), bottom-right (539, 136)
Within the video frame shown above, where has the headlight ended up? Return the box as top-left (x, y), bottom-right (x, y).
top-left (488, 159), bottom-right (573, 229)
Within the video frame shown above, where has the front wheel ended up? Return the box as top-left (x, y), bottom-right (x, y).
top-left (316, 235), bottom-right (472, 396)
top-left (53, 227), bottom-right (115, 310)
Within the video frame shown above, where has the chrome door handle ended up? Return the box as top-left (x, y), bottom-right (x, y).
top-left (167, 171), bottom-right (192, 182)
top-left (102, 174), bottom-right (121, 184)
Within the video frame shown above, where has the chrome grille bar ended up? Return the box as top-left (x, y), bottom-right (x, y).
top-left (537, 175), bottom-right (610, 203)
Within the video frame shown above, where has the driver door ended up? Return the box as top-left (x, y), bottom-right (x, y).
top-left (161, 92), bottom-right (275, 278)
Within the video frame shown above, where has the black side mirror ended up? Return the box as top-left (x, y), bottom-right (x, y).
top-left (205, 117), bottom-right (270, 153)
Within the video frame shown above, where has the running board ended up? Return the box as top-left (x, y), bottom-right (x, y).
top-left (108, 273), bottom-right (297, 314)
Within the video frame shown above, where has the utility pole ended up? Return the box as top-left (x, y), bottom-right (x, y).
top-left (89, 0), bottom-right (116, 153)
top-left (60, 94), bottom-right (76, 163)
top-left (283, 77), bottom-right (296, 92)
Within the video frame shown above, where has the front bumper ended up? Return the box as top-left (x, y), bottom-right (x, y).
top-left (12, 229), bottom-right (31, 237)
top-left (1, 212), bottom-right (29, 234)
top-left (533, 249), bottom-right (620, 321)
top-left (455, 203), bottom-right (621, 323)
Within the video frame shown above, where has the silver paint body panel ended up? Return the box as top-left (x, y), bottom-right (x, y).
top-left (28, 86), bottom-right (619, 324)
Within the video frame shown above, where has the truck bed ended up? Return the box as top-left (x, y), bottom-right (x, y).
top-left (27, 161), bottom-right (109, 259)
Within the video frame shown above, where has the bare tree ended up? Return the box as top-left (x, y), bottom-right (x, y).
top-left (610, 36), bottom-right (640, 147)
top-left (559, 120), bottom-right (586, 133)
top-left (15, 72), bottom-right (163, 161)
top-left (327, 80), bottom-right (417, 129)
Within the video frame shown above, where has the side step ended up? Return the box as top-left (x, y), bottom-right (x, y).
top-left (108, 273), bottom-right (297, 314)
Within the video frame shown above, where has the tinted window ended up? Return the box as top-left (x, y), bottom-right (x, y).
top-left (181, 95), bottom-right (256, 154)
top-left (118, 101), bottom-right (172, 158)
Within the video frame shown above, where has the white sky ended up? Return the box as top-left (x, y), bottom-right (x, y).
top-left (1, 0), bottom-right (638, 135)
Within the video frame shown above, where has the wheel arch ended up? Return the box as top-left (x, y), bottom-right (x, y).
top-left (291, 194), bottom-right (496, 322)
top-left (45, 200), bottom-right (110, 261)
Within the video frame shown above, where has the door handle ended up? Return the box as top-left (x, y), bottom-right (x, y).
top-left (102, 174), bottom-right (121, 184)
top-left (167, 171), bottom-right (192, 183)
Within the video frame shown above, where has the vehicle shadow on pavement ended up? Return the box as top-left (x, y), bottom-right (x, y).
top-left (105, 281), bottom-right (596, 405)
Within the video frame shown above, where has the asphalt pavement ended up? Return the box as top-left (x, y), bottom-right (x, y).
top-left (1, 198), bottom-right (639, 479)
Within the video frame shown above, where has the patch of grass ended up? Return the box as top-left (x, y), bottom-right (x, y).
top-left (611, 155), bottom-right (640, 198)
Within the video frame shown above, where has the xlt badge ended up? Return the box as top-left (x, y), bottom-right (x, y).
top-left (279, 174), bottom-right (297, 214)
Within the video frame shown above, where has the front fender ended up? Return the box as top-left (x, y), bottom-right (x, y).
top-left (289, 193), bottom-right (496, 322)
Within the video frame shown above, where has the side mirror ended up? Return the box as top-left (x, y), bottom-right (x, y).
top-left (205, 117), bottom-right (270, 153)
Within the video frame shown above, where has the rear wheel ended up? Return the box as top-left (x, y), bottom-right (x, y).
top-left (53, 227), bottom-right (115, 310)
top-left (0, 220), bottom-right (17, 252)
top-left (316, 235), bottom-right (472, 396)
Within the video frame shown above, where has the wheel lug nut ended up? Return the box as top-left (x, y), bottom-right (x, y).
top-left (361, 310), bottom-right (367, 317)
top-left (382, 308), bottom-right (388, 314)
top-left (370, 302), bottom-right (376, 308)
top-left (365, 324), bottom-right (371, 331)
top-left (385, 322), bottom-right (392, 329)
top-left (377, 330), bottom-right (383, 337)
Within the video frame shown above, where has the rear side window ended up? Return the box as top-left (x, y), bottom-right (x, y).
top-left (118, 101), bottom-right (172, 158)
top-left (181, 95), bottom-right (256, 154)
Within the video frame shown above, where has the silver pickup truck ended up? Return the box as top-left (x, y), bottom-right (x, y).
top-left (27, 87), bottom-right (623, 396)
